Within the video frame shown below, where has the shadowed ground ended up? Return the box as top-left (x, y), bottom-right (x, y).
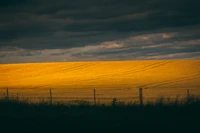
top-left (0, 97), bottom-right (200, 133)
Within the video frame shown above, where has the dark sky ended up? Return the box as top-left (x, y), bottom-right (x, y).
top-left (0, 0), bottom-right (200, 63)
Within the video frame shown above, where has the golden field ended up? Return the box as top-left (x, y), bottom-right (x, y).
top-left (0, 60), bottom-right (200, 101)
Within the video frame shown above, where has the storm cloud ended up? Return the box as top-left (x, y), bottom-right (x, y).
top-left (0, 0), bottom-right (200, 63)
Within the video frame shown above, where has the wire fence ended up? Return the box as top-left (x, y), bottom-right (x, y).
top-left (0, 87), bottom-right (200, 105)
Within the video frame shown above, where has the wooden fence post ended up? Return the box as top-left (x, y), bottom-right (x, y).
top-left (17, 93), bottom-right (19, 101)
top-left (6, 88), bottom-right (9, 100)
top-left (187, 89), bottom-right (190, 98)
top-left (50, 89), bottom-right (52, 105)
top-left (139, 88), bottom-right (143, 106)
top-left (94, 89), bottom-right (96, 105)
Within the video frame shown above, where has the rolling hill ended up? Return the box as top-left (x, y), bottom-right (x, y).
top-left (0, 60), bottom-right (200, 100)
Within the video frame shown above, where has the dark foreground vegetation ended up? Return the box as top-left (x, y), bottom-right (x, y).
top-left (0, 97), bottom-right (200, 133)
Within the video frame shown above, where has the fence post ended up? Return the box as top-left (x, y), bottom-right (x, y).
top-left (17, 93), bottom-right (19, 101)
top-left (139, 88), bottom-right (143, 106)
top-left (94, 89), bottom-right (96, 105)
top-left (6, 88), bottom-right (9, 100)
top-left (187, 89), bottom-right (190, 97)
top-left (50, 89), bottom-right (52, 105)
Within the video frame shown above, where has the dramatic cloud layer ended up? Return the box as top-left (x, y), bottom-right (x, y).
top-left (0, 0), bottom-right (200, 63)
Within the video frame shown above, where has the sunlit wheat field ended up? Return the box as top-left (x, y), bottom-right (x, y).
top-left (0, 60), bottom-right (200, 103)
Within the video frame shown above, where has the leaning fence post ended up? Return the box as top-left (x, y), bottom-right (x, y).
top-left (187, 89), bottom-right (190, 98)
top-left (6, 88), bottom-right (9, 100)
top-left (139, 88), bottom-right (143, 106)
top-left (50, 89), bottom-right (52, 105)
top-left (94, 89), bottom-right (96, 105)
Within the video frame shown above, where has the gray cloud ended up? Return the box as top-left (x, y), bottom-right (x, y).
top-left (0, 0), bottom-right (200, 63)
